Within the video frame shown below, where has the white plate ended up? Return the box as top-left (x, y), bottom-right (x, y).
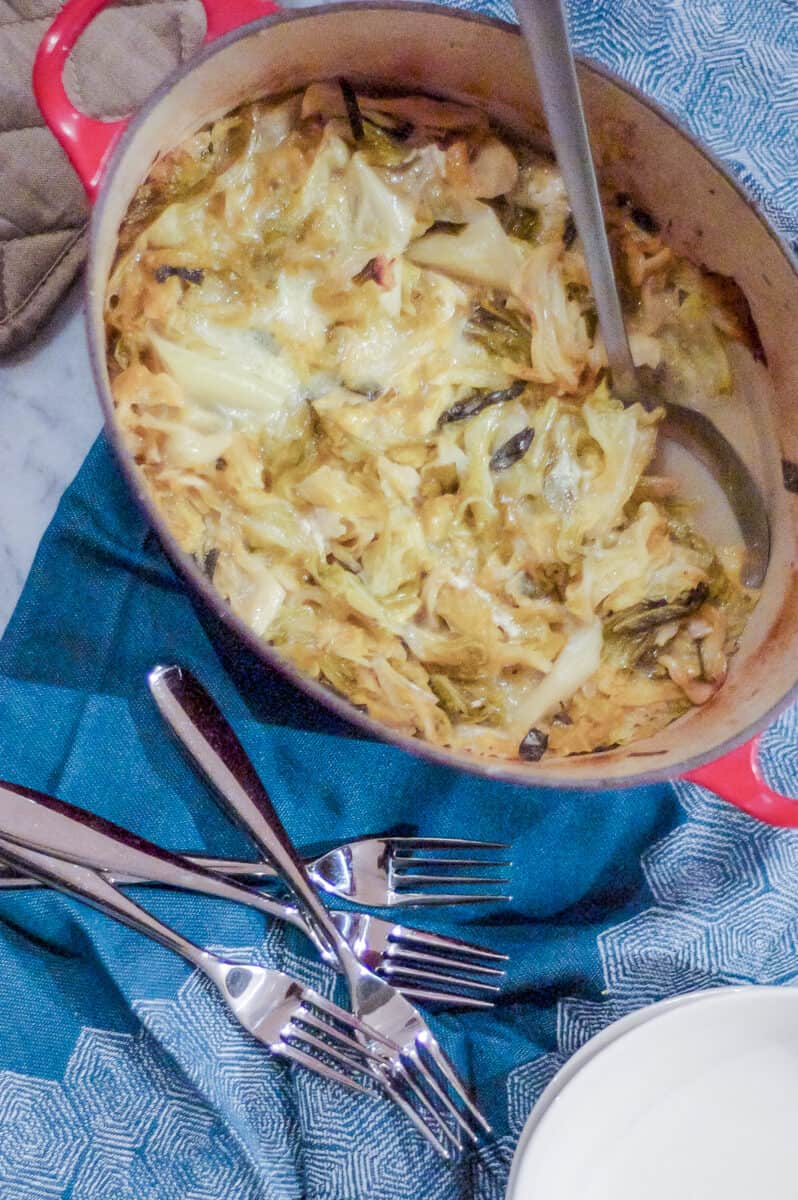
top-left (507, 987), bottom-right (724, 1198)
top-left (507, 986), bottom-right (798, 1200)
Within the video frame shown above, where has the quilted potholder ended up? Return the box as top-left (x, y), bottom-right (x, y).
top-left (0, 0), bottom-right (205, 357)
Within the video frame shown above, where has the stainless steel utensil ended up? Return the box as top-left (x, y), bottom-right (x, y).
top-left (0, 812), bottom-right (391, 1098)
top-left (512, 0), bottom-right (770, 587)
top-left (0, 835), bottom-right (511, 906)
top-left (327, 909), bottom-right (504, 1006)
top-left (274, 835), bottom-right (511, 906)
top-left (0, 804), bottom-right (504, 1007)
top-left (149, 663), bottom-right (491, 1156)
top-left (0, 779), bottom-right (495, 1153)
top-left (267, 835), bottom-right (512, 908)
top-left (0, 835), bottom-right (510, 907)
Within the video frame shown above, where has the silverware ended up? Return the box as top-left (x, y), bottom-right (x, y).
top-left (0, 799), bottom-right (504, 1008)
top-left (265, 835), bottom-right (512, 908)
top-left (0, 806), bottom-right (392, 1098)
top-left (149, 664), bottom-right (491, 1157)
top-left (0, 835), bottom-right (510, 906)
top-left (512, 0), bottom-right (770, 587)
top-left (326, 909), bottom-right (504, 1006)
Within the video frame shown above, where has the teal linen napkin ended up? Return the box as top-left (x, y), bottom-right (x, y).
top-left (0, 437), bottom-right (683, 1198)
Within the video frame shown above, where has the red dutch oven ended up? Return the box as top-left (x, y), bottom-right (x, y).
top-left (32, 0), bottom-right (798, 824)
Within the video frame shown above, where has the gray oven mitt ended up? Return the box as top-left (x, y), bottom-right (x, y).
top-left (0, 0), bottom-right (204, 356)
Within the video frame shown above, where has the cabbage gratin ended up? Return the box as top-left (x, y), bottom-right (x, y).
top-left (106, 82), bottom-right (760, 760)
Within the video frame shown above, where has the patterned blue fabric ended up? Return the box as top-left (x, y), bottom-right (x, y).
top-left (0, 4), bottom-right (796, 1196)
top-left (460, 0), bottom-right (798, 249)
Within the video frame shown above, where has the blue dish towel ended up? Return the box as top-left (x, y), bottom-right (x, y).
top-left (1, 3), bottom-right (797, 1197)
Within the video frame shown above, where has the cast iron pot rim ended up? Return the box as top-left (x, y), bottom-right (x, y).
top-left (85, 1), bottom-right (798, 792)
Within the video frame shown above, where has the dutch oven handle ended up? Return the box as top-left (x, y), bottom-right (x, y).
top-left (33, 0), bottom-right (280, 201)
top-left (685, 735), bottom-right (798, 827)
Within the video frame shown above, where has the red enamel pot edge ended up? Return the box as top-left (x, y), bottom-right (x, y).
top-left (32, 0), bottom-right (798, 825)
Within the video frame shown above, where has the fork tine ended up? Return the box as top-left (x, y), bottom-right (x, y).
top-left (295, 1008), bottom-right (389, 1060)
top-left (387, 838), bottom-right (510, 849)
top-left (407, 1048), bottom-right (481, 1144)
top-left (388, 946), bottom-right (505, 977)
top-left (391, 1062), bottom-right (463, 1153)
top-left (305, 990), bottom-right (400, 1054)
top-left (300, 1004), bottom-right (468, 1156)
top-left (423, 1036), bottom-right (492, 1135)
top-left (284, 1026), bottom-right (377, 1076)
top-left (391, 926), bottom-right (509, 962)
top-left (392, 891), bottom-right (511, 906)
top-left (381, 963), bottom-right (502, 993)
top-left (392, 856), bottom-right (512, 867)
top-left (395, 986), bottom-right (494, 1010)
top-left (293, 1021), bottom-right (464, 1161)
top-left (393, 873), bottom-right (511, 886)
top-left (391, 1096), bottom-right (454, 1159)
top-left (289, 1029), bottom-right (457, 1160)
top-left (277, 1042), bottom-right (372, 1096)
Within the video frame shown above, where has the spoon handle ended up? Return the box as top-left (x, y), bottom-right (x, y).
top-left (512, 0), bottom-right (636, 391)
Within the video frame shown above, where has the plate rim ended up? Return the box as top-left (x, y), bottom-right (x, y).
top-left (505, 984), bottom-right (792, 1199)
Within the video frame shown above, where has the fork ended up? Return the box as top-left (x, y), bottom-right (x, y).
top-left (150, 664), bottom-right (492, 1157)
top-left (0, 812), bottom-right (393, 1100)
top-left (0, 835), bottom-right (511, 907)
top-left (276, 834), bottom-right (511, 907)
top-left (0, 780), bottom-right (470, 1156)
top-left (264, 834), bottom-right (511, 908)
top-left (0, 855), bottom-right (505, 1007)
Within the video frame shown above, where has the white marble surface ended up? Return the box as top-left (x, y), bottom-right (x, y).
top-left (0, 283), bottom-right (102, 635)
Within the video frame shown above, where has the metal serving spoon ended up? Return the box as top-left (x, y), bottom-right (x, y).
top-left (512, 0), bottom-right (770, 587)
